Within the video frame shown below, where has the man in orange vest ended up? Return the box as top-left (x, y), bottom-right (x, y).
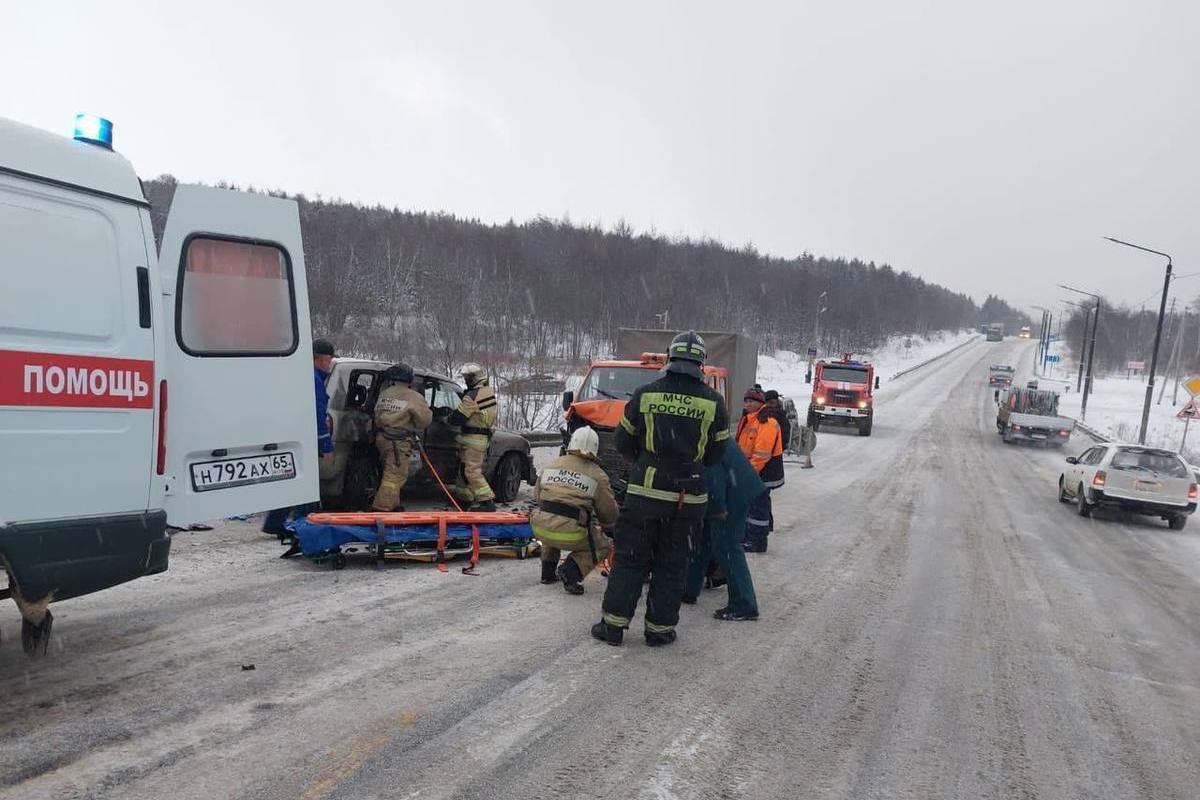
top-left (736, 388), bottom-right (784, 553)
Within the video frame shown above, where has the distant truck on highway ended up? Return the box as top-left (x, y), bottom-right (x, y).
top-left (986, 323), bottom-right (1005, 342)
top-left (988, 364), bottom-right (1015, 388)
top-left (561, 329), bottom-right (756, 497)
top-left (996, 386), bottom-right (1074, 446)
top-left (1018, 326), bottom-right (1032, 339)
top-left (807, 353), bottom-right (879, 436)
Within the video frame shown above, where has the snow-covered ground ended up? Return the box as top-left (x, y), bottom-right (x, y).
top-left (1056, 375), bottom-right (1199, 454)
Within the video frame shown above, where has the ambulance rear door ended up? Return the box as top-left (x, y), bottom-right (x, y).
top-left (155, 185), bottom-right (317, 525)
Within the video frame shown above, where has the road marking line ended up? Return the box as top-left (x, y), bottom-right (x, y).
top-left (300, 710), bottom-right (419, 800)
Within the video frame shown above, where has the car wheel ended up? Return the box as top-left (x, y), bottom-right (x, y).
top-left (491, 453), bottom-right (524, 503)
top-left (1168, 514), bottom-right (1188, 531)
top-left (858, 419), bottom-right (872, 437)
top-left (1076, 484), bottom-right (1092, 517)
top-left (1057, 477), bottom-right (1070, 503)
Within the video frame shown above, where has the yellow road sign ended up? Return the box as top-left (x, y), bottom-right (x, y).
top-left (1185, 376), bottom-right (1200, 397)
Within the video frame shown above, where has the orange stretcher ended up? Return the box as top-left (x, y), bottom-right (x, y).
top-left (304, 510), bottom-right (533, 574)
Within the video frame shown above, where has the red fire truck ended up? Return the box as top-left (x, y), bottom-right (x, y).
top-left (807, 354), bottom-right (878, 436)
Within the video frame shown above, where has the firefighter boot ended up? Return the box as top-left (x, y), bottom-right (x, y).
top-left (557, 559), bottom-right (585, 595)
top-left (540, 560), bottom-right (559, 584)
top-left (472, 500), bottom-right (497, 513)
top-left (644, 628), bottom-right (678, 647)
top-left (590, 620), bottom-right (624, 646)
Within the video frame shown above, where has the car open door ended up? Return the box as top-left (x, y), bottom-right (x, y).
top-left (156, 185), bottom-right (317, 525)
top-left (417, 377), bottom-right (465, 489)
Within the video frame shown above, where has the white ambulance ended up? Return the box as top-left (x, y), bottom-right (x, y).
top-left (0, 115), bottom-right (318, 653)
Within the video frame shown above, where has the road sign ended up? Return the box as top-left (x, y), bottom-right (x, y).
top-left (1126, 360), bottom-right (1146, 371)
top-left (1184, 375), bottom-right (1200, 397)
top-left (1177, 400), bottom-right (1200, 420)
top-left (807, 347), bottom-right (818, 359)
top-left (1045, 354), bottom-right (1060, 363)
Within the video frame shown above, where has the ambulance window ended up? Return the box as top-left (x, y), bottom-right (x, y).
top-left (177, 236), bottom-right (297, 356)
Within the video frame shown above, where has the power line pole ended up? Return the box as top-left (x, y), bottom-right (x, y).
top-left (1081, 298), bottom-right (1100, 421)
top-left (1158, 298), bottom-right (1182, 404)
top-left (1173, 306), bottom-right (1188, 405)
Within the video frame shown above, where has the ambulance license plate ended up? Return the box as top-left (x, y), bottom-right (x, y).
top-left (190, 453), bottom-right (296, 492)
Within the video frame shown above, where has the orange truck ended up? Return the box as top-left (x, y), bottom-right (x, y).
top-left (560, 329), bottom-right (757, 497)
top-left (807, 353), bottom-right (879, 436)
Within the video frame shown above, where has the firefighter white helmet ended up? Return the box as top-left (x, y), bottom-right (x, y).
top-left (459, 363), bottom-right (487, 388)
top-left (567, 426), bottom-right (600, 459)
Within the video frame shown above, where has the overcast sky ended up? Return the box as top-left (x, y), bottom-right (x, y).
top-left (4, 1), bottom-right (1197, 313)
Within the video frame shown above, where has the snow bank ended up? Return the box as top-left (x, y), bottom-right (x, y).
top-left (1057, 376), bottom-right (1200, 457)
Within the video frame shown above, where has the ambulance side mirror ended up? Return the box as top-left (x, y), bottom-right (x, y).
top-left (874, 376), bottom-right (880, 390)
top-left (562, 390), bottom-right (574, 411)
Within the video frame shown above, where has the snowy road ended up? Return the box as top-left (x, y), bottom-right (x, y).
top-left (3, 338), bottom-right (1199, 799)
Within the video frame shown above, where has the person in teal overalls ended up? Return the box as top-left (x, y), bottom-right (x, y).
top-left (682, 441), bottom-right (762, 620)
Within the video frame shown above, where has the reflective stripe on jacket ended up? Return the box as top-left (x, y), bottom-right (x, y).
top-left (531, 452), bottom-right (618, 545)
top-left (452, 383), bottom-right (498, 450)
top-left (736, 410), bottom-right (784, 488)
top-left (614, 371), bottom-right (730, 511)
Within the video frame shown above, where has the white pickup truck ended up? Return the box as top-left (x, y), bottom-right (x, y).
top-left (996, 386), bottom-right (1074, 447)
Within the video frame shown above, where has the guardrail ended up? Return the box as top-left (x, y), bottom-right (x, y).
top-left (522, 431), bottom-right (563, 448)
top-left (1066, 417), bottom-right (1110, 444)
top-left (890, 335), bottom-right (982, 380)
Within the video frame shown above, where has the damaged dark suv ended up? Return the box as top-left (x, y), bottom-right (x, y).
top-left (320, 359), bottom-right (537, 508)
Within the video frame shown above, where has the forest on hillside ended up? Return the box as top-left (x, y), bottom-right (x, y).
top-left (143, 177), bottom-right (1028, 378)
top-left (1058, 296), bottom-right (1200, 380)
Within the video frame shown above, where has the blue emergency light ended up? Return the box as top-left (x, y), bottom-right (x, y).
top-left (73, 114), bottom-right (113, 149)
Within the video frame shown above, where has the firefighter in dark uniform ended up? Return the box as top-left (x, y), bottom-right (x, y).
top-left (591, 331), bottom-right (730, 647)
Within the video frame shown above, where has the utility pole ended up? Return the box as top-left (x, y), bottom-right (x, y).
top-left (1032, 306), bottom-right (1049, 375)
top-left (1158, 298), bottom-right (1177, 404)
top-left (1075, 308), bottom-right (1091, 393)
top-left (1105, 237), bottom-right (1173, 445)
top-left (1061, 285), bottom-right (1101, 420)
top-left (1082, 298), bottom-right (1100, 420)
top-left (1173, 306), bottom-right (1187, 405)
top-left (813, 291), bottom-right (827, 351)
top-left (1044, 311), bottom-right (1053, 373)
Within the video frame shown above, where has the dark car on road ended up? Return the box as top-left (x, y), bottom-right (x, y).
top-left (320, 359), bottom-right (537, 509)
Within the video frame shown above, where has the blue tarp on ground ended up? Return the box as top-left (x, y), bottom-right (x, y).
top-left (291, 519), bottom-right (533, 557)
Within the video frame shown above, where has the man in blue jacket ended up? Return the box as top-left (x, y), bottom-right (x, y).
top-left (265, 339), bottom-right (336, 553)
top-left (681, 443), bottom-right (762, 620)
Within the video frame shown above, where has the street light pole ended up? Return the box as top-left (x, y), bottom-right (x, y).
top-left (1060, 285), bottom-right (1102, 420)
top-left (1061, 299), bottom-right (1091, 394)
top-left (813, 291), bottom-right (827, 355)
top-left (1032, 305), bottom-right (1049, 375)
top-left (1105, 237), bottom-right (1173, 445)
top-left (1044, 311), bottom-right (1053, 373)
top-left (808, 290), bottom-right (828, 383)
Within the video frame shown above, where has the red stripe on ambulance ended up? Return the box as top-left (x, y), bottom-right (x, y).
top-left (0, 350), bottom-right (154, 409)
